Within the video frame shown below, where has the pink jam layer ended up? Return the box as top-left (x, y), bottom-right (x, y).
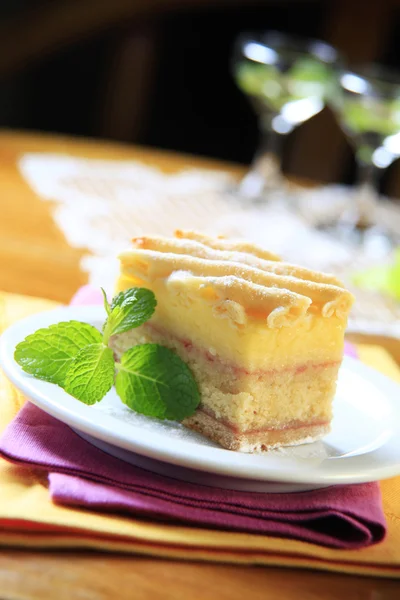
top-left (143, 323), bottom-right (340, 377)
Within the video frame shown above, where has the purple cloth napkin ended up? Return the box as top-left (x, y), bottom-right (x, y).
top-left (0, 403), bottom-right (386, 549)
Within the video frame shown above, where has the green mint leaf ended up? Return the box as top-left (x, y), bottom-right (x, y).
top-left (115, 343), bottom-right (200, 421)
top-left (64, 343), bottom-right (115, 405)
top-left (103, 287), bottom-right (156, 342)
top-left (101, 287), bottom-right (111, 316)
top-left (14, 321), bottom-right (102, 386)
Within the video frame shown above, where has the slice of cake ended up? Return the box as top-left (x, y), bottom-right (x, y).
top-left (112, 231), bottom-right (354, 452)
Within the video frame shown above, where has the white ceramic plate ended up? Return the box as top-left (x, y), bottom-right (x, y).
top-left (2, 305), bottom-right (400, 493)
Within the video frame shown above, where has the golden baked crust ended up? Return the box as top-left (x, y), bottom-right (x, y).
top-left (175, 229), bottom-right (282, 261)
top-left (132, 234), bottom-right (343, 286)
top-left (183, 409), bottom-right (330, 452)
top-left (118, 231), bottom-right (354, 327)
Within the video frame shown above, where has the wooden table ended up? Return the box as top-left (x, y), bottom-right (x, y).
top-left (0, 130), bottom-right (399, 599)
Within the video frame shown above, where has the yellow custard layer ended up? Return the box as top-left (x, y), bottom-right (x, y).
top-left (117, 273), bottom-right (346, 370)
top-left (116, 231), bottom-right (354, 370)
top-left (116, 283), bottom-right (348, 371)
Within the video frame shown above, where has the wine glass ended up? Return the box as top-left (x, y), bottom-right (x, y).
top-left (331, 64), bottom-right (400, 250)
top-left (232, 31), bottom-right (340, 200)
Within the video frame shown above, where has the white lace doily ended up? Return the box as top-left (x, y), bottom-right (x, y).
top-left (19, 153), bottom-right (400, 332)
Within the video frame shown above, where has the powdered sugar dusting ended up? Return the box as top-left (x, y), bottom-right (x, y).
top-left (93, 392), bottom-right (218, 447)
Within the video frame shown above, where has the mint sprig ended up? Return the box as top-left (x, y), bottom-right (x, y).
top-left (14, 287), bottom-right (200, 422)
top-left (102, 287), bottom-right (157, 343)
top-left (64, 344), bottom-right (115, 405)
top-left (116, 344), bottom-right (200, 420)
top-left (14, 321), bottom-right (102, 386)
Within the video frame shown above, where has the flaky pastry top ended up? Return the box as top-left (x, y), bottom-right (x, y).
top-left (118, 231), bottom-right (354, 327)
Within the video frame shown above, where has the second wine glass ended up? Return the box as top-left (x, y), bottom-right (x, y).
top-left (232, 31), bottom-right (340, 200)
top-left (332, 65), bottom-right (400, 250)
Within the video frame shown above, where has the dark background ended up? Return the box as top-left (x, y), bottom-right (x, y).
top-left (1, 0), bottom-right (400, 189)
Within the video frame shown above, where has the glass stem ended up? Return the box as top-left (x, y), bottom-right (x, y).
top-left (353, 159), bottom-right (381, 229)
top-left (253, 126), bottom-right (283, 174)
top-left (238, 123), bottom-right (285, 199)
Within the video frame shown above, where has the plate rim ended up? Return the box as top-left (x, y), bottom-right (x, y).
top-left (2, 304), bottom-right (400, 485)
